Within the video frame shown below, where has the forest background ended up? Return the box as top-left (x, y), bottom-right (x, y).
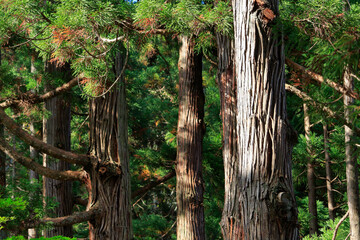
top-left (0, 0), bottom-right (359, 239)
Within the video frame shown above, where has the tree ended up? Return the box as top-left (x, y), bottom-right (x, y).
top-left (303, 103), bottom-right (318, 235)
top-left (42, 62), bottom-right (73, 237)
top-left (232, 0), bottom-right (299, 238)
top-left (216, 32), bottom-right (241, 239)
top-left (176, 35), bottom-right (205, 240)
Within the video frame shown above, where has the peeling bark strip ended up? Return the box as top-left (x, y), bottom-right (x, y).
top-left (87, 49), bottom-right (131, 240)
top-left (0, 107), bottom-right (89, 166)
top-left (232, 0), bottom-right (298, 239)
top-left (176, 35), bottom-right (205, 240)
top-left (216, 33), bottom-right (241, 240)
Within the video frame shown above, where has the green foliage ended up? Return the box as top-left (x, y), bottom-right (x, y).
top-left (133, 214), bottom-right (175, 240)
top-left (302, 217), bottom-right (350, 240)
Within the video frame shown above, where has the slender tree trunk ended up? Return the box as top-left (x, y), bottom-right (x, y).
top-left (232, 0), bottom-right (299, 239)
top-left (43, 62), bottom-right (73, 237)
top-left (216, 33), bottom-right (240, 239)
top-left (28, 52), bottom-right (38, 239)
top-left (344, 66), bottom-right (360, 240)
top-left (176, 35), bottom-right (205, 240)
top-left (303, 103), bottom-right (318, 235)
top-left (87, 50), bottom-right (131, 240)
top-left (323, 124), bottom-right (335, 221)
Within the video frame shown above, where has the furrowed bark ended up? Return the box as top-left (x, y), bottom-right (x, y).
top-left (176, 35), bottom-right (205, 240)
top-left (232, 0), bottom-right (299, 238)
top-left (344, 66), bottom-right (360, 240)
top-left (323, 124), bottom-right (335, 220)
top-left (216, 33), bottom-right (241, 239)
top-left (285, 58), bottom-right (359, 100)
top-left (87, 49), bottom-right (131, 240)
top-left (0, 78), bottom-right (78, 109)
top-left (132, 170), bottom-right (175, 199)
top-left (43, 62), bottom-right (74, 237)
top-left (0, 107), bottom-right (89, 166)
top-left (304, 103), bottom-right (318, 235)
top-left (0, 137), bottom-right (84, 181)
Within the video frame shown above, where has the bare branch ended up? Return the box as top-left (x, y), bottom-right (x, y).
top-left (0, 107), bottom-right (90, 166)
top-left (286, 58), bottom-right (360, 100)
top-left (0, 78), bottom-right (79, 109)
top-left (332, 210), bottom-right (349, 240)
top-left (0, 137), bottom-right (85, 181)
top-left (100, 35), bottom-right (125, 43)
top-left (132, 170), bottom-right (175, 199)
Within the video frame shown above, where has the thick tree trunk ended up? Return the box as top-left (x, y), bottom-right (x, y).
top-left (43, 63), bottom-right (73, 237)
top-left (344, 66), bottom-right (360, 240)
top-left (232, 0), bottom-right (299, 239)
top-left (323, 124), bottom-right (335, 221)
top-left (176, 35), bottom-right (205, 240)
top-left (87, 50), bottom-right (131, 240)
top-left (303, 103), bottom-right (318, 235)
top-left (216, 33), bottom-right (241, 239)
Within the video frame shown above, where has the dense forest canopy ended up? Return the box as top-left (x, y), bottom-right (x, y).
top-left (0, 0), bottom-right (359, 239)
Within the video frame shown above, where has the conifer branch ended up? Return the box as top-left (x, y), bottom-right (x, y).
top-left (132, 170), bottom-right (175, 199)
top-left (0, 137), bottom-right (85, 181)
top-left (0, 78), bottom-right (79, 109)
top-left (285, 58), bottom-right (360, 100)
top-left (0, 107), bottom-right (90, 166)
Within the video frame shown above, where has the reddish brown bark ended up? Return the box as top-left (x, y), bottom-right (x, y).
top-left (176, 35), bottom-right (205, 240)
top-left (216, 33), bottom-right (241, 240)
top-left (87, 50), bottom-right (131, 240)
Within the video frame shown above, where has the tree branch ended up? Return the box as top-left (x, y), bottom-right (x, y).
top-left (285, 84), bottom-right (360, 136)
top-left (0, 107), bottom-right (90, 166)
top-left (285, 58), bottom-right (360, 100)
top-left (332, 210), bottom-right (349, 240)
top-left (0, 137), bottom-right (85, 181)
top-left (0, 78), bottom-right (79, 109)
top-left (131, 170), bottom-right (175, 199)
top-left (6, 204), bottom-right (101, 233)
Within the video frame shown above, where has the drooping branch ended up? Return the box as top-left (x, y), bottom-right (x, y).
top-left (0, 107), bottom-right (90, 166)
top-left (0, 137), bottom-right (85, 181)
top-left (131, 170), bottom-right (175, 199)
top-left (285, 58), bottom-right (359, 100)
top-left (0, 78), bottom-right (79, 109)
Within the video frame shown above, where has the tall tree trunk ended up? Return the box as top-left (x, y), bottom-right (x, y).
top-left (28, 52), bottom-right (38, 239)
top-left (344, 66), bottom-right (360, 240)
top-left (323, 123), bottom-right (335, 221)
top-left (87, 50), bottom-right (131, 240)
top-left (176, 35), bottom-right (205, 240)
top-left (232, 0), bottom-right (299, 239)
top-left (303, 103), bottom-right (318, 235)
top-left (43, 62), bottom-right (73, 237)
top-left (217, 33), bottom-right (240, 239)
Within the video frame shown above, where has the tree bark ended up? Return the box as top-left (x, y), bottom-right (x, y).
top-left (176, 35), bottom-right (205, 240)
top-left (28, 121), bottom-right (38, 239)
top-left (323, 124), bottom-right (335, 221)
top-left (43, 62), bottom-right (73, 237)
top-left (344, 66), bottom-right (360, 240)
top-left (87, 50), bottom-right (131, 240)
top-left (216, 33), bottom-right (241, 239)
top-left (232, 0), bottom-right (299, 239)
top-left (303, 103), bottom-right (318, 235)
